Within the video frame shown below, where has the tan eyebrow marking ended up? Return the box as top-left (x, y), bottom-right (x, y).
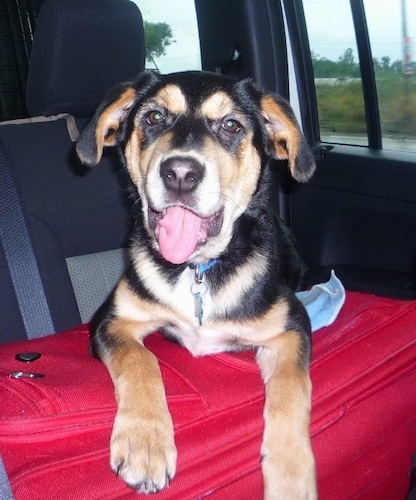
top-left (200, 91), bottom-right (236, 120)
top-left (154, 84), bottom-right (187, 114)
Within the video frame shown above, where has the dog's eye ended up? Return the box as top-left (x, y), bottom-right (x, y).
top-left (222, 119), bottom-right (241, 133)
top-left (146, 110), bottom-right (165, 125)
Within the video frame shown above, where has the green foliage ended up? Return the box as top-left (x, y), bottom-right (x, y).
top-left (316, 82), bottom-right (367, 134)
top-left (312, 49), bottom-right (361, 78)
top-left (313, 49), bottom-right (416, 139)
top-left (377, 76), bottom-right (416, 137)
top-left (144, 21), bottom-right (175, 63)
top-left (312, 48), bottom-right (411, 78)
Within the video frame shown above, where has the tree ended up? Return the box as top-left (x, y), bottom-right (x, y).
top-left (144, 21), bottom-right (175, 69)
top-left (337, 48), bottom-right (360, 77)
top-left (338, 48), bottom-right (355, 66)
top-left (390, 59), bottom-right (403, 74)
top-left (311, 51), bottom-right (340, 78)
top-left (381, 56), bottom-right (391, 71)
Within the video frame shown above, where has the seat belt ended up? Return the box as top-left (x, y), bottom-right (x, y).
top-left (0, 139), bottom-right (55, 339)
top-left (0, 455), bottom-right (14, 500)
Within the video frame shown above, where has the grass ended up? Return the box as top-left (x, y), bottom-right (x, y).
top-left (316, 74), bottom-right (416, 140)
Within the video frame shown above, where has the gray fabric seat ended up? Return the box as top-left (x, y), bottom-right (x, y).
top-left (0, 0), bottom-right (145, 343)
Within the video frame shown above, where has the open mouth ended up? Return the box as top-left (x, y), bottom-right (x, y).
top-left (148, 206), bottom-right (224, 264)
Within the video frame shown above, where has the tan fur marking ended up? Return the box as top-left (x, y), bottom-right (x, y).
top-left (182, 299), bottom-right (290, 356)
top-left (200, 91), bottom-right (236, 120)
top-left (95, 87), bottom-right (136, 162)
top-left (114, 278), bottom-right (177, 332)
top-left (210, 252), bottom-right (268, 318)
top-left (154, 84), bottom-right (187, 114)
top-left (257, 331), bottom-right (317, 499)
top-left (261, 95), bottom-right (300, 176)
top-left (123, 129), bottom-right (143, 186)
top-left (124, 126), bottom-right (176, 205)
top-left (178, 131), bottom-right (262, 263)
top-left (130, 252), bottom-right (197, 321)
top-left (220, 132), bottom-right (261, 197)
top-left (101, 317), bottom-right (177, 493)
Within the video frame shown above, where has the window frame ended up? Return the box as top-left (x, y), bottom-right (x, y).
top-left (350, 0), bottom-right (382, 148)
top-left (283, 0), bottom-right (405, 151)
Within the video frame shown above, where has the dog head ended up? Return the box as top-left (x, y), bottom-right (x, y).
top-left (76, 71), bottom-right (315, 265)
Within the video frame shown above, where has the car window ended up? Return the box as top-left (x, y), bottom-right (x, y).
top-left (364, 0), bottom-right (415, 152)
top-left (303, 0), bottom-right (368, 146)
top-left (303, 0), bottom-right (415, 152)
top-left (132, 0), bottom-right (201, 73)
top-left (0, 0), bottom-right (201, 121)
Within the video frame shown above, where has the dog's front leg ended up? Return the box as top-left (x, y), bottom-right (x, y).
top-left (98, 319), bottom-right (177, 494)
top-left (256, 330), bottom-right (317, 500)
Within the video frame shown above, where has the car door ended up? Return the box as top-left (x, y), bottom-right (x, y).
top-left (286, 0), bottom-right (416, 298)
top-left (196, 0), bottom-right (416, 299)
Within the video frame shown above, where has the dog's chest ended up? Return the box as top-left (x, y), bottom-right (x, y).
top-left (135, 263), bottom-right (257, 356)
top-left (166, 267), bottom-right (215, 326)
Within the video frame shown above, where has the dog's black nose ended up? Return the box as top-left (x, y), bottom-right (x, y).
top-left (160, 156), bottom-right (205, 194)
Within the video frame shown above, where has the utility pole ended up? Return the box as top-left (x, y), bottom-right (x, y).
top-left (402, 0), bottom-right (413, 75)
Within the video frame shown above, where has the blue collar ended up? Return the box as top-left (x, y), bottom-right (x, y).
top-left (197, 259), bottom-right (219, 274)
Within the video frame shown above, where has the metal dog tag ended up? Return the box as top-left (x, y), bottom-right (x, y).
top-left (194, 292), bottom-right (204, 326)
top-left (191, 280), bottom-right (208, 326)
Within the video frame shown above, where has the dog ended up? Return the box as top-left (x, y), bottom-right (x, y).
top-left (76, 70), bottom-right (317, 499)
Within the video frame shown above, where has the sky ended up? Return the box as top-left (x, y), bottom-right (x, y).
top-left (133, 0), bottom-right (202, 73)
top-left (132, 0), bottom-right (416, 73)
top-left (304, 0), bottom-right (416, 62)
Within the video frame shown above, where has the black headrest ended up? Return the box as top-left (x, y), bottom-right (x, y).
top-left (26, 0), bottom-right (145, 117)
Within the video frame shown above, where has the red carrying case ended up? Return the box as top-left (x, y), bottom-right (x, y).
top-left (1, 291), bottom-right (416, 499)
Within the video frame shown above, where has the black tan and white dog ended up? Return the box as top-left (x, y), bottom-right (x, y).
top-left (76, 71), bottom-right (317, 499)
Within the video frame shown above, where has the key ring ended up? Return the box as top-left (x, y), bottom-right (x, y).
top-left (8, 371), bottom-right (45, 379)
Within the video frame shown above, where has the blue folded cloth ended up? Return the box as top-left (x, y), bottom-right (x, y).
top-left (296, 270), bottom-right (346, 332)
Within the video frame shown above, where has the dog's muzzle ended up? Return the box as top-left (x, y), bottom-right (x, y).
top-left (148, 206), bottom-right (224, 265)
top-left (144, 155), bottom-right (224, 265)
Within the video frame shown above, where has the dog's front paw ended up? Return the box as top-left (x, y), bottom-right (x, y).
top-left (261, 444), bottom-right (317, 500)
top-left (110, 411), bottom-right (177, 493)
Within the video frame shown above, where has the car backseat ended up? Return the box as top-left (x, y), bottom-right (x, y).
top-left (1, 2), bottom-right (416, 499)
top-left (0, 0), bottom-right (145, 343)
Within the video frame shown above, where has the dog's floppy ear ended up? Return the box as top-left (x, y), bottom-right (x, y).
top-left (76, 84), bottom-right (137, 166)
top-left (261, 94), bottom-right (316, 182)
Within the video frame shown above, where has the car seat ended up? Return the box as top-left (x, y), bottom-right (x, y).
top-left (0, 0), bottom-right (145, 343)
top-left (1, 3), bottom-right (416, 499)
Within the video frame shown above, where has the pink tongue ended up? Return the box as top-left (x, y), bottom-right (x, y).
top-left (158, 206), bottom-right (203, 264)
